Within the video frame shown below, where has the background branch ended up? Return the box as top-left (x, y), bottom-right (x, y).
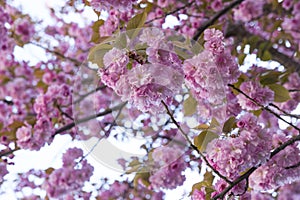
top-left (193, 0), bottom-right (245, 41)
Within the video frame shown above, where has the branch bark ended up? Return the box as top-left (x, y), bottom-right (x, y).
top-left (53, 102), bottom-right (127, 136)
top-left (193, 0), bottom-right (245, 41)
top-left (225, 23), bottom-right (300, 73)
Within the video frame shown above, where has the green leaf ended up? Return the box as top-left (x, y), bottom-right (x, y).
top-left (133, 171), bottom-right (150, 187)
top-left (261, 50), bottom-right (272, 61)
top-left (238, 53), bottom-right (247, 65)
top-left (91, 19), bottom-right (105, 43)
top-left (115, 33), bottom-right (127, 49)
top-left (127, 11), bottom-right (147, 31)
top-left (260, 71), bottom-right (282, 85)
top-left (194, 131), bottom-right (218, 152)
top-left (210, 117), bottom-right (220, 129)
top-left (183, 95), bottom-right (197, 116)
top-left (193, 124), bottom-right (210, 130)
top-left (203, 170), bottom-right (214, 186)
top-left (222, 116), bottom-right (236, 134)
top-left (268, 84), bottom-right (291, 102)
top-left (88, 43), bottom-right (113, 67)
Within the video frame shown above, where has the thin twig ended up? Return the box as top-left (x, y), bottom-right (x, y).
top-left (53, 102), bottom-right (127, 137)
top-left (193, 0), bottom-right (245, 41)
top-left (228, 84), bottom-right (300, 132)
top-left (0, 148), bottom-right (18, 158)
top-left (30, 42), bottom-right (82, 66)
top-left (212, 85), bottom-right (300, 199)
top-left (269, 103), bottom-right (300, 119)
top-left (145, 1), bottom-right (196, 24)
top-left (161, 100), bottom-right (233, 184)
top-left (79, 102), bottom-right (127, 162)
top-left (56, 104), bottom-right (74, 120)
top-left (73, 85), bottom-right (107, 105)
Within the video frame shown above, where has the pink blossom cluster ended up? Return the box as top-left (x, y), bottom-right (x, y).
top-left (277, 181), bottom-right (300, 200)
top-left (206, 113), bottom-right (272, 179)
top-left (278, 72), bottom-right (300, 112)
top-left (183, 29), bottom-right (240, 109)
top-left (16, 84), bottom-right (72, 150)
top-left (0, 5), bottom-right (14, 67)
top-left (233, 0), bottom-right (265, 22)
top-left (0, 162), bottom-right (8, 184)
top-left (99, 28), bottom-right (184, 113)
top-left (97, 180), bottom-right (164, 199)
top-left (203, 28), bottom-right (225, 55)
top-left (90, 0), bottom-right (136, 12)
top-left (237, 80), bottom-right (274, 111)
top-left (249, 133), bottom-right (300, 191)
top-left (97, 181), bottom-right (164, 200)
top-left (282, 1), bottom-right (300, 41)
top-left (43, 148), bottom-right (94, 198)
top-left (14, 18), bottom-right (35, 43)
top-left (149, 146), bottom-right (187, 189)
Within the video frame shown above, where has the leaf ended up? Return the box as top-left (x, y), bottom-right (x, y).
top-left (194, 131), bottom-right (218, 152)
top-left (8, 121), bottom-right (24, 131)
top-left (238, 53), bottom-right (246, 65)
top-left (133, 172), bottom-right (150, 187)
top-left (183, 95), bottom-right (197, 116)
top-left (268, 84), bottom-right (291, 102)
top-left (115, 33), bottom-right (127, 49)
top-left (222, 116), bottom-right (236, 134)
top-left (193, 124), bottom-right (210, 130)
top-left (261, 50), bottom-right (272, 61)
top-left (127, 11), bottom-right (147, 31)
top-left (126, 159), bottom-right (142, 174)
top-left (45, 167), bottom-right (54, 175)
top-left (91, 20), bottom-right (105, 43)
top-left (88, 43), bottom-right (113, 67)
top-left (34, 69), bottom-right (45, 79)
top-left (210, 117), bottom-right (220, 129)
top-left (260, 71), bottom-right (282, 85)
top-left (203, 170), bottom-right (214, 186)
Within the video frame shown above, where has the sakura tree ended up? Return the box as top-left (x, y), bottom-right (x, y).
top-left (0, 0), bottom-right (300, 199)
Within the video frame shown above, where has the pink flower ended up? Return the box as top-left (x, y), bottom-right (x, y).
top-left (16, 124), bottom-right (32, 149)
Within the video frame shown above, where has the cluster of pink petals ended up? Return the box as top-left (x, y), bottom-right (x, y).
top-left (90, 0), bottom-right (136, 12)
top-left (43, 148), bottom-right (94, 198)
top-left (237, 80), bottom-right (274, 110)
top-left (206, 113), bottom-right (272, 179)
top-left (149, 146), bottom-right (187, 189)
top-left (99, 28), bottom-right (184, 113)
top-left (233, 0), bottom-right (264, 22)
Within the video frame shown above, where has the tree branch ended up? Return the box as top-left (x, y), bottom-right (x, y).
top-left (73, 85), bottom-right (107, 105)
top-left (192, 0), bottom-right (245, 41)
top-left (228, 84), bottom-right (300, 132)
top-left (145, 1), bottom-right (196, 24)
top-left (53, 102), bottom-right (127, 137)
top-left (212, 85), bottom-right (300, 199)
top-left (161, 101), bottom-right (233, 184)
top-left (225, 23), bottom-right (300, 73)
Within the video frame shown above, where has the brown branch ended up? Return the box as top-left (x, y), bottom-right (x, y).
top-left (225, 23), bottom-right (300, 73)
top-left (213, 132), bottom-right (300, 199)
top-left (192, 0), bottom-right (245, 41)
top-left (0, 148), bottom-right (18, 158)
top-left (79, 102), bottom-right (127, 162)
top-left (269, 103), bottom-right (300, 119)
top-left (212, 85), bottom-right (300, 199)
top-left (30, 42), bottom-right (82, 66)
top-left (228, 84), bottom-right (300, 132)
top-left (161, 100), bottom-right (233, 184)
top-left (53, 102), bottom-right (127, 137)
top-left (145, 1), bottom-right (196, 24)
top-left (73, 85), bottom-right (107, 105)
